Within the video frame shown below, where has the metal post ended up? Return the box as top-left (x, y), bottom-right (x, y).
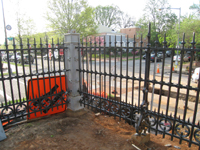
top-left (1, 0), bottom-right (7, 43)
top-left (64, 30), bottom-right (83, 111)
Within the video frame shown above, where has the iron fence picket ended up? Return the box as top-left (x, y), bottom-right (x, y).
top-left (0, 37), bottom-right (68, 127)
top-left (78, 24), bottom-right (200, 148)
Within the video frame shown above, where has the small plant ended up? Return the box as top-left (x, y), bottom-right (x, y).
top-left (107, 94), bottom-right (115, 99)
top-left (25, 123), bottom-right (33, 128)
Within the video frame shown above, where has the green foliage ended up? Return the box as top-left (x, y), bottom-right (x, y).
top-left (46, 0), bottom-right (98, 39)
top-left (189, 3), bottom-right (200, 16)
top-left (107, 94), bottom-right (115, 98)
top-left (94, 5), bottom-right (121, 29)
top-left (94, 5), bottom-right (135, 30)
top-left (179, 15), bottom-right (200, 47)
top-left (135, 0), bottom-right (177, 47)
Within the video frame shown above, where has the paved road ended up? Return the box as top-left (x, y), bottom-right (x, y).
top-left (0, 57), bottom-right (191, 107)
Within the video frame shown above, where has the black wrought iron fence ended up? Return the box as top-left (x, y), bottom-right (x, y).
top-left (0, 38), bottom-right (69, 127)
top-left (79, 24), bottom-right (200, 148)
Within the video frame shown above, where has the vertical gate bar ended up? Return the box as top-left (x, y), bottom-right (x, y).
top-left (89, 38), bottom-right (93, 109)
top-left (0, 40), bottom-right (7, 107)
top-left (7, 39), bottom-right (16, 119)
top-left (138, 36), bottom-right (142, 107)
top-left (129, 36), bottom-right (134, 125)
top-left (57, 39), bottom-right (63, 108)
top-left (150, 43), bottom-right (157, 112)
top-left (94, 37), bottom-right (96, 99)
top-left (27, 38), bottom-right (37, 116)
top-left (171, 34), bottom-right (185, 141)
top-left (109, 36), bottom-right (111, 105)
top-left (19, 39), bottom-right (29, 118)
top-left (155, 34), bottom-right (166, 135)
top-left (63, 37), bottom-right (67, 104)
top-left (183, 33), bottom-right (195, 122)
top-left (78, 38), bottom-right (81, 95)
top-left (57, 38), bottom-right (64, 108)
top-left (165, 48), bottom-right (174, 116)
top-left (108, 35), bottom-right (111, 116)
top-left (33, 38), bottom-right (42, 114)
top-left (52, 39), bottom-right (57, 94)
top-left (40, 38), bottom-right (47, 99)
top-left (86, 37), bottom-right (88, 107)
top-left (27, 39), bottom-right (35, 101)
top-left (52, 39), bottom-right (57, 111)
top-left (46, 39), bottom-right (52, 99)
top-left (114, 35), bottom-right (117, 118)
top-left (103, 36), bottom-right (106, 99)
top-left (99, 36), bottom-right (102, 114)
top-left (132, 35), bottom-right (136, 110)
top-left (140, 34), bottom-right (144, 105)
top-left (81, 38), bottom-right (85, 98)
top-left (125, 35), bottom-right (129, 108)
top-left (143, 24), bottom-right (151, 108)
top-left (188, 33), bottom-right (199, 147)
top-left (119, 35), bottom-right (123, 121)
top-left (13, 38), bottom-right (22, 103)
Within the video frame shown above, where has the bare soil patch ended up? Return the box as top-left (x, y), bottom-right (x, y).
top-left (0, 108), bottom-right (198, 150)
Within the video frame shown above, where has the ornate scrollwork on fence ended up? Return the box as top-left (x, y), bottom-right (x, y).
top-left (175, 123), bottom-right (190, 138)
top-left (194, 129), bottom-right (200, 143)
top-left (159, 118), bottom-right (172, 132)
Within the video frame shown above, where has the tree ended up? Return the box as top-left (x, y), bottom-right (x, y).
top-left (94, 5), bottom-right (135, 30)
top-left (119, 12), bottom-right (136, 29)
top-left (94, 5), bottom-right (121, 30)
top-left (135, 0), bottom-right (178, 47)
top-left (189, 3), bottom-right (200, 16)
top-left (16, 12), bottom-right (36, 44)
top-left (8, 0), bottom-right (36, 48)
top-left (46, 0), bottom-right (97, 38)
top-left (179, 15), bottom-right (200, 48)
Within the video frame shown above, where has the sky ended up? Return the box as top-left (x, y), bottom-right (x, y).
top-left (0, 0), bottom-right (199, 45)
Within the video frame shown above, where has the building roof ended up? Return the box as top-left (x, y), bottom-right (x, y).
top-left (97, 25), bottom-right (115, 33)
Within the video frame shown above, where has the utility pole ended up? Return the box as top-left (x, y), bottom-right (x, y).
top-left (1, 0), bottom-right (7, 44)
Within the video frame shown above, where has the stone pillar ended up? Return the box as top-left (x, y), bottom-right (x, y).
top-left (0, 119), bottom-right (6, 141)
top-left (64, 30), bottom-right (83, 111)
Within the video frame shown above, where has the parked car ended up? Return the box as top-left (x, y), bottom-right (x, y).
top-left (166, 50), bottom-right (172, 57)
top-left (183, 53), bottom-right (192, 62)
top-left (173, 55), bottom-right (181, 62)
top-left (18, 54), bottom-right (34, 64)
top-left (150, 53), bottom-right (162, 62)
top-left (2, 53), bottom-right (13, 61)
top-left (157, 52), bottom-right (167, 58)
top-left (191, 67), bottom-right (200, 83)
top-left (9, 53), bottom-right (21, 62)
top-left (142, 53), bottom-right (162, 62)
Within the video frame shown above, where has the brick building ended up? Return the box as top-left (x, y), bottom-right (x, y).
top-left (120, 27), bottom-right (148, 48)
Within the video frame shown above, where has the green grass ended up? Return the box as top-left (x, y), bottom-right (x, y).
top-left (3, 61), bottom-right (29, 67)
top-left (0, 72), bottom-right (16, 76)
top-left (2, 98), bottom-right (27, 105)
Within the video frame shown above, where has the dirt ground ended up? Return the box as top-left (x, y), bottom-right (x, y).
top-left (0, 108), bottom-right (199, 150)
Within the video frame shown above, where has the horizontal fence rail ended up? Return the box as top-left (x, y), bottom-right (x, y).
top-left (78, 25), bottom-right (200, 148)
top-left (0, 38), bottom-right (70, 127)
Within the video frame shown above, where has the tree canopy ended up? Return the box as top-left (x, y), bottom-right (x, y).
top-left (94, 5), bottom-right (135, 30)
top-left (189, 3), bottom-right (200, 16)
top-left (136, 0), bottom-right (178, 47)
top-left (46, 0), bottom-right (97, 38)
